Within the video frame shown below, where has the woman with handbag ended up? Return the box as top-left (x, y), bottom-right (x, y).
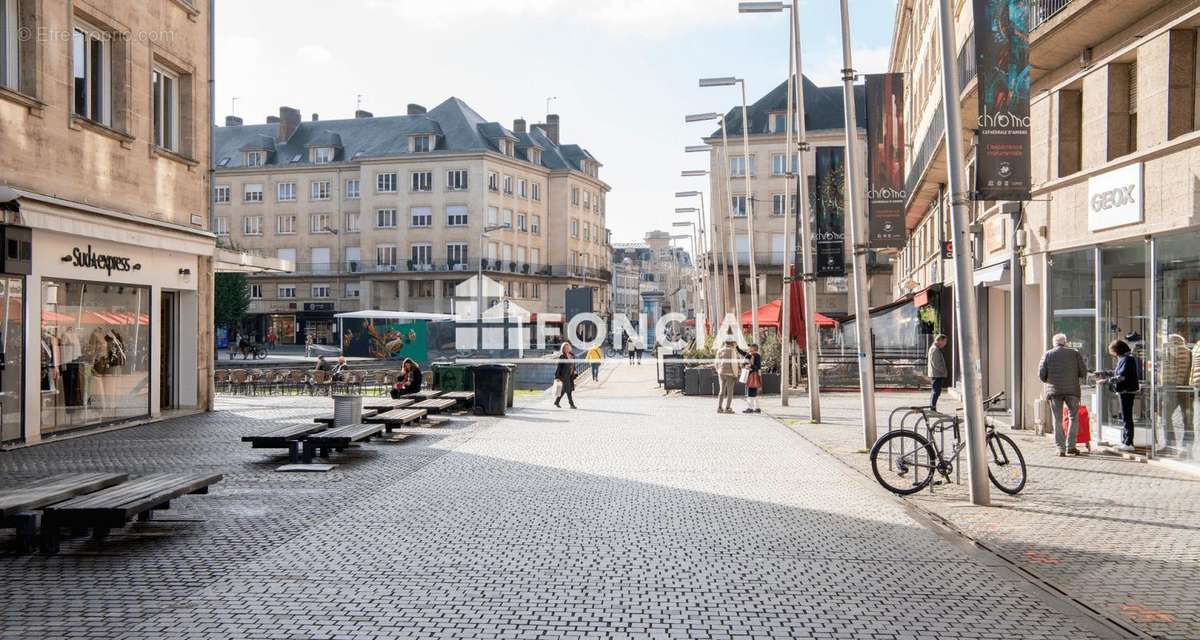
top-left (1097, 339), bottom-right (1140, 452)
top-left (736, 343), bottom-right (763, 414)
top-left (554, 343), bottom-right (577, 409)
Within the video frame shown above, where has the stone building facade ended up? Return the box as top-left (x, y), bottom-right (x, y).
top-left (0, 0), bottom-right (215, 446)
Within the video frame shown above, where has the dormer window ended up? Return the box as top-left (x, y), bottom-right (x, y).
top-left (245, 150), bottom-right (265, 167)
top-left (770, 112), bottom-right (786, 133)
top-left (412, 135), bottom-right (431, 153)
top-left (312, 147), bottom-right (334, 164)
top-left (529, 149), bottom-right (541, 165)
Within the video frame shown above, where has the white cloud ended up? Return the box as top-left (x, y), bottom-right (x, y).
top-left (296, 45), bottom-right (334, 65)
top-left (804, 43), bottom-right (890, 87)
top-left (365, 0), bottom-right (733, 34)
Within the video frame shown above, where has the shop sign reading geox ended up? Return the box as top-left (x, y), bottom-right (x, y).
top-left (61, 245), bottom-right (142, 276)
top-left (1087, 163), bottom-right (1142, 232)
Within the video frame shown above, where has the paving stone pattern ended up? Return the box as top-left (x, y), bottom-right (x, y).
top-left (0, 366), bottom-right (1123, 639)
top-left (764, 390), bottom-right (1199, 640)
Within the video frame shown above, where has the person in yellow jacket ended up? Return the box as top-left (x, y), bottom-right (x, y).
top-left (586, 345), bottom-right (603, 382)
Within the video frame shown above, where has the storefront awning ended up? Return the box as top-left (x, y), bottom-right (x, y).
top-left (974, 262), bottom-right (1010, 287)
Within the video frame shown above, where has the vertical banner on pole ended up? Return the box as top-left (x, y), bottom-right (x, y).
top-left (865, 73), bottom-right (906, 248)
top-left (813, 147), bottom-right (847, 277)
top-left (973, 0), bottom-right (1031, 201)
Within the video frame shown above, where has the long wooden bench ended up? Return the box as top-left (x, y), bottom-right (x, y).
top-left (313, 408), bottom-right (379, 427)
top-left (438, 391), bottom-right (475, 409)
top-left (301, 423), bottom-right (385, 463)
top-left (242, 423), bottom-right (328, 463)
top-left (40, 472), bottom-right (223, 554)
top-left (402, 390), bottom-right (443, 400)
top-left (410, 398), bottom-right (458, 414)
top-left (363, 398), bottom-right (415, 412)
top-left (365, 408), bottom-right (428, 431)
top-left (0, 473), bottom-right (128, 552)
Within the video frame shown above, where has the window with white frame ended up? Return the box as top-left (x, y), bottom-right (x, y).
top-left (213, 216), bottom-right (229, 235)
top-left (570, 219), bottom-right (579, 238)
top-left (376, 245), bottom-right (397, 267)
top-left (242, 216), bottom-right (262, 235)
top-left (531, 248), bottom-right (541, 268)
top-left (517, 178), bottom-right (528, 198)
top-left (583, 224), bottom-right (590, 241)
top-left (731, 195), bottom-right (748, 217)
top-left (503, 175), bottom-right (513, 195)
top-left (345, 178), bottom-right (360, 199)
top-left (412, 135), bottom-right (431, 152)
top-left (502, 209), bottom-right (513, 227)
top-left (446, 205), bottom-right (468, 227)
top-left (531, 282), bottom-right (540, 299)
top-left (771, 193), bottom-right (798, 216)
top-left (517, 213), bottom-right (527, 231)
top-left (583, 191), bottom-right (590, 209)
top-left (278, 285), bottom-right (296, 299)
top-left (276, 182), bottom-right (296, 202)
top-left (487, 206), bottom-right (498, 225)
top-left (730, 154), bottom-right (754, 177)
top-left (411, 170), bottom-right (432, 192)
top-left (1, 0), bottom-right (21, 90)
top-left (151, 67), bottom-right (179, 151)
top-left (531, 182), bottom-right (541, 201)
top-left (244, 184), bottom-right (264, 202)
top-left (214, 185), bottom-right (230, 204)
top-left (72, 21), bottom-right (111, 125)
top-left (410, 243), bottom-right (432, 266)
top-left (487, 171), bottom-right (499, 192)
top-left (531, 215), bottom-right (541, 234)
top-left (345, 212), bottom-right (360, 232)
top-left (571, 187), bottom-right (580, 206)
top-left (501, 244), bottom-right (512, 265)
top-left (311, 213), bottom-right (331, 233)
top-left (529, 149), bottom-right (541, 165)
top-left (345, 246), bottom-right (361, 272)
top-left (345, 282), bottom-right (361, 298)
top-left (311, 284), bottom-right (331, 298)
top-left (245, 151), bottom-right (265, 167)
top-left (250, 284), bottom-right (262, 299)
top-left (770, 112), bottom-right (786, 133)
top-left (310, 180), bottom-right (330, 201)
top-left (276, 215), bottom-right (296, 235)
top-left (409, 281), bottom-right (434, 298)
top-left (447, 242), bottom-right (468, 266)
top-left (376, 208), bottom-right (397, 228)
top-left (410, 207), bottom-right (432, 228)
top-left (377, 172), bottom-right (397, 193)
top-left (447, 169), bottom-right (468, 191)
top-left (312, 147), bottom-right (334, 164)
top-left (771, 153), bottom-right (798, 176)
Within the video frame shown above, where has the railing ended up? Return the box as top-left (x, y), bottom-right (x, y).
top-left (959, 30), bottom-right (976, 93)
top-left (1031, 0), bottom-right (1073, 29)
top-left (253, 260), bottom-right (611, 280)
top-left (817, 347), bottom-right (930, 389)
top-left (903, 99), bottom-right (945, 209)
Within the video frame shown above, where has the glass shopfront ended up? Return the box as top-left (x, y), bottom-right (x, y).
top-left (0, 277), bottom-right (23, 443)
top-left (40, 279), bottom-right (151, 434)
top-left (1154, 234), bottom-right (1199, 457)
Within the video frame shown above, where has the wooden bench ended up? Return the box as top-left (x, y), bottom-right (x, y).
top-left (439, 391), bottom-right (475, 408)
top-left (365, 408), bottom-right (428, 431)
top-left (0, 473), bottom-right (128, 552)
top-left (242, 423), bottom-right (328, 463)
top-left (402, 390), bottom-right (443, 400)
top-left (313, 408), bottom-right (379, 427)
top-left (410, 398), bottom-right (458, 414)
top-left (363, 398), bottom-right (415, 412)
top-left (301, 423), bottom-right (386, 463)
top-left (40, 472), bottom-right (223, 554)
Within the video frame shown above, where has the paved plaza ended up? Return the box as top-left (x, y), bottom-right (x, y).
top-left (0, 363), bottom-right (1146, 639)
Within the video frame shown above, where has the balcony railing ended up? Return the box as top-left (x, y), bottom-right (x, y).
top-left (1031, 0), bottom-right (1073, 29)
top-left (253, 260), bottom-right (611, 281)
top-left (903, 99), bottom-right (945, 209)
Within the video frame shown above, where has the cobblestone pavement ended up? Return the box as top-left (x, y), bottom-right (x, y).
top-left (762, 389), bottom-right (1199, 640)
top-left (0, 364), bottom-right (1129, 639)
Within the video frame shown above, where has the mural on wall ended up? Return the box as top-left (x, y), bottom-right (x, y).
top-left (341, 319), bottom-right (429, 363)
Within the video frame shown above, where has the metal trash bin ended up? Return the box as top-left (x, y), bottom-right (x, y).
top-left (332, 395), bottom-right (362, 426)
top-left (472, 365), bottom-right (511, 416)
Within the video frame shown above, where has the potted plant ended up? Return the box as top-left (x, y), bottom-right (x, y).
top-left (757, 332), bottom-right (782, 394)
top-left (682, 335), bottom-right (717, 395)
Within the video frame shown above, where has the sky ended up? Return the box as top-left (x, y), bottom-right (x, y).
top-left (215, 0), bottom-right (897, 245)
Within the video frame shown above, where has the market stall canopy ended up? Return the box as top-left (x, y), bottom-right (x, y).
top-left (740, 299), bottom-right (838, 329)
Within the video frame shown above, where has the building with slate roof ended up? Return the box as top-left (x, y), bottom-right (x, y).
top-left (213, 99), bottom-right (611, 345)
top-left (701, 77), bottom-right (893, 321)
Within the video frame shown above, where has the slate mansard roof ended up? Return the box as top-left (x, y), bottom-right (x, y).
top-left (214, 97), bottom-right (601, 173)
top-left (711, 76), bottom-right (867, 138)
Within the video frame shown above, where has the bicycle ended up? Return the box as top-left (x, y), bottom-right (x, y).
top-left (869, 395), bottom-right (1027, 496)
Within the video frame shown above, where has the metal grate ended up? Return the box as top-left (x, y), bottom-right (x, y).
top-left (1031, 0), bottom-right (1073, 29)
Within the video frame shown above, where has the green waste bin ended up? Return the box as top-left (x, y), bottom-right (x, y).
top-left (431, 362), bottom-right (474, 392)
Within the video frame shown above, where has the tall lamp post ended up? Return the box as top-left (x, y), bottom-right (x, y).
top-left (682, 146), bottom-right (721, 326)
top-left (736, 1), bottom-right (821, 419)
top-left (477, 223), bottom-right (511, 329)
top-left (676, 199), bottom-right (719, 325)
top-left (671, 222), bottom-right (702, 325)
top-left (700, 77), bottom-right (760, 338)
top-left (684, 113), bottom-right (744, 330)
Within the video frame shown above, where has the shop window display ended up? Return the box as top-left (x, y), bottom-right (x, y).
top-left (1154, 234), bottom-right (1199, 458)
top-left (0, 278), bottom-right (22, 442)
top-left (40, 280), bottom-right (151, 434)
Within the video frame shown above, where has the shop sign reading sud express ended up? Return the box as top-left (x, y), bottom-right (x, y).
top-left (61, 245), bottom-right (142, 276)
top-left (1087, 163), bottom-right (1142, 232)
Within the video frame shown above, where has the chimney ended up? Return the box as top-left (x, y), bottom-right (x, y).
top-left (407, 103), bottom-right (426, 116)
top-left (266, 115), bottom-right (280, 124)
top-left (355, 109), bottom-right (373, 119)
top-left (224, 115), bottom-right (243, 127)
top-left (545, 114), bottom-right (560, 144)
top-left (311, 113), bottom-right (319, 121)
top-left (513, 118), bottom-right (527, 134)
top-left (277, 106), bottom-right (301, 142)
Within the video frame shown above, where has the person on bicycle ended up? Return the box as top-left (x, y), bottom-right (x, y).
top-left (1038, 333), bottom-right (1088, 457)
top-left (926, 334), bottom-right (949, 411)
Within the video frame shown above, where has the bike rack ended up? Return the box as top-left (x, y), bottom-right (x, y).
top-left (884, 405), bottom-right (962, 492)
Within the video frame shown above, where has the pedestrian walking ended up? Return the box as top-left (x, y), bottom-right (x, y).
top-left (634, 337), bottom-right (644, 365)
top-left (627, 337), bottom-right (636, 364)
top-left (266, 326), bottom-right (277, 352)
top-left (228, 328), bottom-right (239, 361)
top-left (926, 334), bottom-right (949, 411)
top-left (1037, 333), bottom-right (1088, 456)
top-left (304, 333), bottom-right (314, 358)
top-left (586, 344), bottom-right (602, 381)
top-left (736, 342), bottom-right (762, 414)
top-left (714, 337), bottom-right (739, 414)
top-left (554, 343), bottom-right (577, 408)
top-left (1097, 339), bottom-right (1140, 452)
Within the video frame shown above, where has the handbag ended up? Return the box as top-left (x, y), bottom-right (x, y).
top-left (738, 368), bottom-right (750, 384)
top-left (747, 372), bottom-right (763, 389)
top-left (553, 379), bottom-right (563, 395)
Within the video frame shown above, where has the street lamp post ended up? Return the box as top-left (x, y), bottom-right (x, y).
top-left (671, 222), bottom-right (701, 325)
top-left (737, 0), bottom-right (822, 419)
top-left (477, 223), bottom-right (511, 340)
top-left (676, 197), bottom-right (719, 326)
top-left (685, 113), bottom-right (744, 331)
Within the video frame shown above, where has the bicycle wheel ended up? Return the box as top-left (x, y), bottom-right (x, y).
top-left (986, 432), bottom-right (1027, 495)
top-left (870, 430), bottom-right (937, 495)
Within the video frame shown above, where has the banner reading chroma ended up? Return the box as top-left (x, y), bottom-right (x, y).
top-left (813, 146), bottom-right (846, 278)
top-left (865, 73), bottom-right (906, 248)
top-left (973, 0), bottom-right (1031, 201)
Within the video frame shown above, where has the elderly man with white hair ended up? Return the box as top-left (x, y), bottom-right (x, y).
top-left (1038, 333), bottom-right (1089, 456)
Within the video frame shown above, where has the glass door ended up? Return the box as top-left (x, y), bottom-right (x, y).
top-left (1099, 241), bottom-right (1150, 445)
top-left (0, 277), bottom-right (23, 442)
top-left (1154, 234), bottom-right (1199, 460)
